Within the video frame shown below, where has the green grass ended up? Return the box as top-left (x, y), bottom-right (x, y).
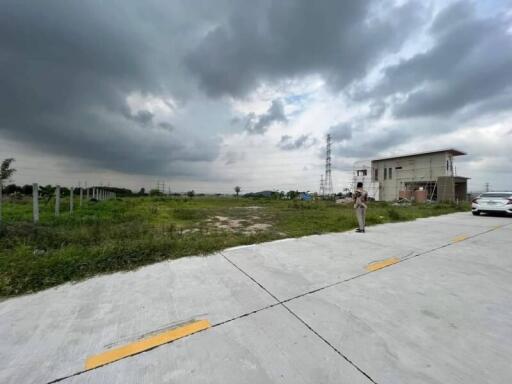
top-left (0, 196), bottom-right (469, 297)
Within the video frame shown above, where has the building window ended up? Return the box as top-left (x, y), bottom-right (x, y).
top-left (374, 169), bottom-right (378, 181)
top-left (384, 168), bottom-right (387, 180)
top-left (356, 169), bottom-right (367, 176)
top-left (389, 167), bottom-right (392, 179)
top-left (446, 160), bottom-right (449, 171)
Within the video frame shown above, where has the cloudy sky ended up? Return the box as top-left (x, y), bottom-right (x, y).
top-left (1, 0), bottom-right (511, 193)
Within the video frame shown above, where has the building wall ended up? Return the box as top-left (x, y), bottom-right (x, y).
top-left (352, 160), bottom-right (379, 200)
top-left (371, 152), bottom-right (455, 201)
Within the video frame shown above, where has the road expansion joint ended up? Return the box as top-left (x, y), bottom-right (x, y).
top-left (222, 252), bottom-right (379, 384)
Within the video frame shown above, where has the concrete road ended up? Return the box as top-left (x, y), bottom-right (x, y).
top-left (1, 213), bottom-right (511, 383)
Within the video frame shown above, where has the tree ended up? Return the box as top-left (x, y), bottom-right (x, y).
top-left (138, 188), bottom-right (146, 196)
top-left (186, 190), bottom-right (195, 198)
top-left (234, 186), bottom-right (241, 197)
top-left (39, 185), bottom-right (56, 205)
top-left (21, 184), bottom-right (33, 195)
top-left (0, 158), bottom-right (16, 186)
top-left (4, 184), bottom-right (21, 194)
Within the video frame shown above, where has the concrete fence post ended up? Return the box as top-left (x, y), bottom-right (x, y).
top-left (86, 187), bottom-right (89, 200)
top-left (70, 187), bottom-right (74, 213)
top-left (79, 187), bottom-right (83, 207)
top-left (33, 183), bottom-right (39, 224)
top-left (55, 185), bottom-right (60, 216)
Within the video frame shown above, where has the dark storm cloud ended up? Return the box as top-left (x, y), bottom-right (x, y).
top-left (3, 0), bottom-right (510, 183)
top-left (186, 0), bottom-right (425, 97)
top-left (333, 125), bottom-right (415, 158)
top-left (158, 122), bottom-right (175, 131)
top-left (245, 99), bottom-right (287, 134)
top-left (0, 1), bottom-right (224, 177)
top-left (277, 134), bottom-right (316, 150)
top-left (328, 123), bottom-right (353, 142)
top-left (128, 110), bottom-right (154, 126)
top-left (368, 1), bottom-right (512, 118)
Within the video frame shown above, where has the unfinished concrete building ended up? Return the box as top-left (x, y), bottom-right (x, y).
top-left (352, 149), bottom-right (469, 202)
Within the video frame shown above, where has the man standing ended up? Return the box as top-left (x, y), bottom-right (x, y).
top-left (353, 182), bottom-right (368, 233)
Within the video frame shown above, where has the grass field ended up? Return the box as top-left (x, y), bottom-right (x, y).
top-left (0, 196), bottom-right (469, 297)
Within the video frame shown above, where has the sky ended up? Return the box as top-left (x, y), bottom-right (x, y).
top-left (1, 0), bottom-right (511, 193)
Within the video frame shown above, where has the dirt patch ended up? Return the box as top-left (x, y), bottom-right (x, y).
top-left (206, 215), bottom-right (271, 234)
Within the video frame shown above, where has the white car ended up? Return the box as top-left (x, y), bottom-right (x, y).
top-left (472, 192), bottom-right (512, 216)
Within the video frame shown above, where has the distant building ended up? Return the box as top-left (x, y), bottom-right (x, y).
top-left (352, 149), bottom-right (469, 202)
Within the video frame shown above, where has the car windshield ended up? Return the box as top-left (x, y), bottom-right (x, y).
top-left (480, 193), bottom-right (512, 198)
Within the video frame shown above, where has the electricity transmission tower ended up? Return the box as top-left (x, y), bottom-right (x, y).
top-left (156, 180), bottom-right (166, 193)
top-left (324, 134), bottom-right (333, 196)
top-left (319, 175), bottom-right (325, 196)
top-left (485, 182), bottom-right (490, 192)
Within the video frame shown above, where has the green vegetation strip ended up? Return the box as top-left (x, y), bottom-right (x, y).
top-left (0, 197), bottom-right (469, 296)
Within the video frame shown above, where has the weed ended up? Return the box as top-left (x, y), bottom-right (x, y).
top-left (0, 197), bottom-right (469, 296)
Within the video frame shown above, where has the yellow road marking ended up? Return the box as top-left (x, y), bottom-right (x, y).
top-left (367, 257), bottom-right (400, 272)
top-left (452, 235), bottom-right (468, 243)
top-left (85, 319), bottom-right (210, 370)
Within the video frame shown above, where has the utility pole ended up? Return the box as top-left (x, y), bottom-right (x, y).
top-left (324, 134), bottom-right (333, 196)
top-left (33, 183), bottom-right (39, 224)
top-left (78, 182), bottom-right (82, 207)
top-left (70, 187), bottom-right (74, 213)
top-left (55, 185), bottom-right (60, 216)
